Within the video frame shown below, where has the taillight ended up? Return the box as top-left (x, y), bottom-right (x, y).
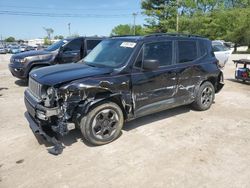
top-left (215, 59), bottom-right (223, 69)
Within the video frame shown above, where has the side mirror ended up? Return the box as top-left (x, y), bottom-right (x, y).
top-left (143, 59), bottom-right (159, 70)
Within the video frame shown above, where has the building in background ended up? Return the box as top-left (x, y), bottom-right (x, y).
top-left (28, 38), bottom-right (59, 47)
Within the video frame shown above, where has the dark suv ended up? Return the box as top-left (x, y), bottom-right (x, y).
top-left (24, 34), bottom-right (224, 154)
top-left (9, 37), bottom-right (103, 80)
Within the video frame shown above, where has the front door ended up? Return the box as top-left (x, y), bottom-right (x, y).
top-left (131, 41), bottom-right (178, 117)
top-left (58, 38), bottom-right (83, 64)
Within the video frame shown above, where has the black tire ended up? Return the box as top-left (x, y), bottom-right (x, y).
top-left (80, 102), bottom-right (124, 145)
top-left (192, 81), bottom-right (215, 111)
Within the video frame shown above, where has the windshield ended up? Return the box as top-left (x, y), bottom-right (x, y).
top-left (83, 39), bottom-right (137, 68)
top-left (45, 39), bottom-right (69, 51)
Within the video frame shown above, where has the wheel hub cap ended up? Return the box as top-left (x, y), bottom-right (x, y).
top-left (92, 109), bottom-right (119, 139)
top-left (201, 86), bottom-right (213, 107)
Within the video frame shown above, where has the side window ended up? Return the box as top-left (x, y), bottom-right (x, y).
top-left (63, 38), bottom-right (82, 52)
top-left (143, 41), bottom-right (173, 67)
top-left (86, 40), bottom-right (101, 51)
top-left (178, 41), bottom-right (197, 63)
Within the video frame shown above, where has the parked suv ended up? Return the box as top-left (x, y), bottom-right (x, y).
top-left (24, 34), bottom-right (224, 154)
top-left (9, 37), bottom-right (103, 80)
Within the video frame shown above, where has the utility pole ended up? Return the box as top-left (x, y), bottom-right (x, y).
top-left (132, 13), bottom-right (137, 35)
top-left (176, 0), bottom-right (179, 32)
top-left (68, 23), bottom-right (71, 37)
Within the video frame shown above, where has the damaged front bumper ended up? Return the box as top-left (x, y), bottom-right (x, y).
top-left (24, 90), bottom-right (75, 155)
top-left (24, 112), bottom-right (65, 155)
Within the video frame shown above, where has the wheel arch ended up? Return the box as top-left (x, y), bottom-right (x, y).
top-left (80, 92), bottom-right (128, 121)
top-left (26, 62), bottom-right (50, 78)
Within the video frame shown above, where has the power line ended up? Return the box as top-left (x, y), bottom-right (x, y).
top-left (0, 5), bottom-right (139, 12)
top-left (0, 10), bottom-right (135, 18)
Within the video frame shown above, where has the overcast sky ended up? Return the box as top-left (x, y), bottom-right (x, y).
top-left (0, 0), bottom-right (145, 40)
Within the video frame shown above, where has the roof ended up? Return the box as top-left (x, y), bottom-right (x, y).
top-left (111, 33), bottom-right (208, 42)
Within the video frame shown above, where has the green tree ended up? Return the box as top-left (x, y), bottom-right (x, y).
top-left (54, 35), bottom-right (64, 40)
top-left (44, 37), bottom-right (52, 45)
top-left (4, 37), bottom-right (15, 42)
top-left (141, 0), bottom-right (179, 33)
top-left (43, 27), bottom-right (54, 40)
top-left (111, 24), bottom-right (146, 36)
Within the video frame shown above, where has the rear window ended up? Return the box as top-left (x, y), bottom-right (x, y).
top-left (178, 41), bottom-right (198, 63)
top-left (213, 45), bottom-right (230, 52)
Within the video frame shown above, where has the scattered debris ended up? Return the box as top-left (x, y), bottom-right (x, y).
top-left (16, 159), bottom-right (24, 164)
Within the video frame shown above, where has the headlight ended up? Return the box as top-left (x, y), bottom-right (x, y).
top-left (16, 56), bottom-right (33, 64)
top-left (16, 58), bottom-right (25, 63)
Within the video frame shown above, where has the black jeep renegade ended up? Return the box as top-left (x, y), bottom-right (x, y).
top-left (24, 33), bottom-right (224, 154)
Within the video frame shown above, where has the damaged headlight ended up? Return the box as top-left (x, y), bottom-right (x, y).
top-left (47, 87), bottom-right (55, 98)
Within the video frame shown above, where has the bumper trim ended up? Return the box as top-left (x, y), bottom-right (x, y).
top-left (25, 112), bottom-right (65, 155)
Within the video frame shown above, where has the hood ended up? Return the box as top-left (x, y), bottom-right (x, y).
top-left (11, 50), bottom-right (52, 59)
top-left (30, 63), bottom-right (113, 86)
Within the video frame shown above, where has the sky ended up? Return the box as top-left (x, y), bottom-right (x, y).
top-left (0, 0), bottom-right (146, 40)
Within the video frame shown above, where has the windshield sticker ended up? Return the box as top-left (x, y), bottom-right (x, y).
top-left (120, 42), bottom-right (136, 48)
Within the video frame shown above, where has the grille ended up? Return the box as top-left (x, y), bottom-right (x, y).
top-left (28, 78), bottom-right (42, 100)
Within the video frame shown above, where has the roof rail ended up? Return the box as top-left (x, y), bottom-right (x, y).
top-left (110, 35), bottom-right (141, 38)
top-left (144, 33), bottom-right (205, 38)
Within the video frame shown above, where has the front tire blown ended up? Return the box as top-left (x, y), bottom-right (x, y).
top-left (80, 102), bottom-right (124, 145)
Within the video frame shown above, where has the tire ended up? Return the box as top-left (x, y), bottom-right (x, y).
top-left (192, 81), bottom-right (215, 111)
top-left (80, 102), bottom-right (124, 145)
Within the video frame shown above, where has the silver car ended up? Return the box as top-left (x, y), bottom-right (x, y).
top-left (0, 47), bottom-right (7, 54)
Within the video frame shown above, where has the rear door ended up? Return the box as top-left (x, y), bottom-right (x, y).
top-left (174, 40), bottom-right (200, 102)
top-left (131, 40), bottom-right (178, 117)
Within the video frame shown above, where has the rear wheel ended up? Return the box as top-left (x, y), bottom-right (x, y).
top-left (192, 81), bottom-right (215, 111)
top-left (80, 102), bottom-right (124, 145)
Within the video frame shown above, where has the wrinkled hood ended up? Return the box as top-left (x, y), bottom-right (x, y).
top-left (11, 50), bottom-right (52, 59)
top-left (30, 63), bottom-right (113, 86)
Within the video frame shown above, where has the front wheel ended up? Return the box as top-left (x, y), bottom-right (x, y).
top-left (80, 102), bottom-right (124, 145)
top-left (192, 81), bottom-right (215, 111)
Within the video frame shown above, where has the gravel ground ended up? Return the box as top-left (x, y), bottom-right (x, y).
top-left (0, 54), bottom-right (250, 188)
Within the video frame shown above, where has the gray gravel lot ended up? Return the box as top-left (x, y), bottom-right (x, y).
top-left (0, 54), bottom-right (250, 188)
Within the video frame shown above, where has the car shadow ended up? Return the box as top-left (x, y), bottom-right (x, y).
top-left (24, 106), bottom-right (191, 150)
top-left (15, 80), bottom-right (28, 87)
top-left (226, 78), bottom-right (250, 85)
top-left (123, 105), bottom-right (191, 131)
